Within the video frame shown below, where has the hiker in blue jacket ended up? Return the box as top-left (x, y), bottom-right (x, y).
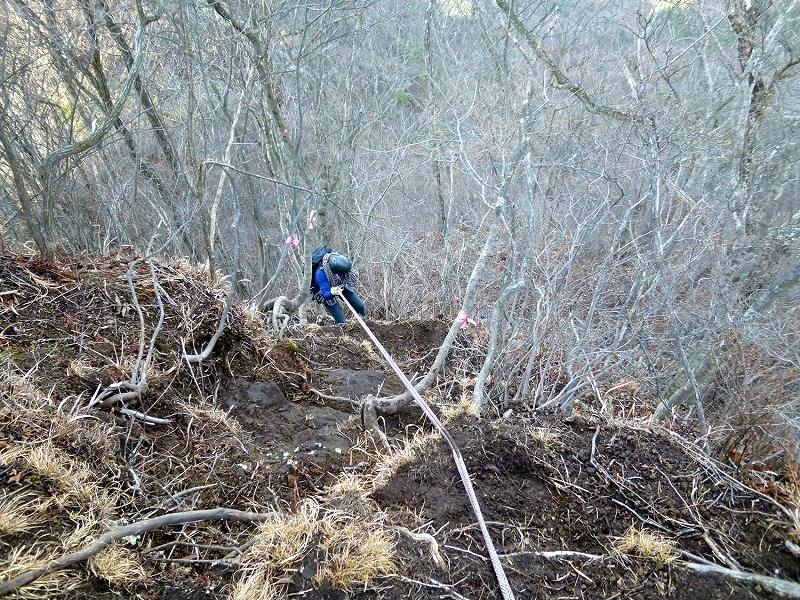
top-left (310, 247), bottom-right (366, 324)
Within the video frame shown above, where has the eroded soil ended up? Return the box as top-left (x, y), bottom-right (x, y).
top-left (372, 415), bottom-right (796, 599)
top-left (1, 253), bottom-right (798, 600)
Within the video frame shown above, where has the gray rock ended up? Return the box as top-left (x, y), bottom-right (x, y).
top-left (320, 368), bottom-right (385, 398)
top-left (228, 379), bottom-right (287, 408)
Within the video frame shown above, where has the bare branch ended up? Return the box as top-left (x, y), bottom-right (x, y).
top-left (0, 508), bottom-right (270, 595)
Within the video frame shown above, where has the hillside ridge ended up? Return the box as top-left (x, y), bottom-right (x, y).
top-left (0, 252), bottom-right (798, 599)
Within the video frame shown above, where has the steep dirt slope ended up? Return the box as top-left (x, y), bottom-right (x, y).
top-left (372, 415), bottom-right (798, 599)
top-left (0, 252), bottom-right (798, 599)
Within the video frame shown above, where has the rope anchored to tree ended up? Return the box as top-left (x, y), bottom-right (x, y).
top-left (338, 293), bottom-right (516, 600)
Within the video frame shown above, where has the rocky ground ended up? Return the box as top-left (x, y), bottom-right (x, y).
top-left (0, 252), bottom-right (798, 599)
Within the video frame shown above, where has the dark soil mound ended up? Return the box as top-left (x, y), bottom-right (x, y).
top-left (372, 415), bottom-right (799, 599)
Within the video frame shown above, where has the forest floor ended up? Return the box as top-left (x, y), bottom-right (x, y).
top-left (0, 252), bottom-right (798, 599)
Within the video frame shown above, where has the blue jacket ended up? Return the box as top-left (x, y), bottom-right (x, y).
top-left (314, 267), bottom-right (335, 302)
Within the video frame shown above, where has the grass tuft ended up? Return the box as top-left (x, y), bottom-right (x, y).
top-left (0, 443), bottom-right (116, 520)
top-left (358, 340), bottom-right (380, 363)
top-left (50, 417), bottom-right (117, 460)
top-left (325, 473), bottom-right (370, 505)
top-left (230, 567), bottom-right (284, 600)
top-left (440, 398), bottom-right (479, 423)
top-left (325, 474), bottom-right (377, 518)
top-left (243, 490), bottom-right (395, 593)
top-left (249, 500), bottom-right (319, 566)
top-left (615, 526), bottom-right (678, 564)
top-left (25, 444), bottom-right (74, 483)
top-left (0, 545), bottom-right (85, 599)
top-left (441, 378), bottom-right (480, 423)
top-left (0, 493), bottom-right (49, 536)
top-left (315, 518), bottom-right (394, 590)
top-left (179, 401), bottom-right (244, 438)
top-left (62, 519), bottom-right (102, 552)
top-left (375, 432), bottom-right (438, 486)
top-left (526, 426), bottom-right (560, 449)
top-left (88, 543), bottom-right (146, 586)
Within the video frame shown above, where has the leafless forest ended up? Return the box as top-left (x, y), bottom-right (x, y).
top-left (2, 0), bottom-right (800, 598)
top-left (2, 0), bottom-right (799, 499)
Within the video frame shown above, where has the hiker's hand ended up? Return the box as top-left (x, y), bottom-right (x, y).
top-left (330, 286), bottom-right (344, 296)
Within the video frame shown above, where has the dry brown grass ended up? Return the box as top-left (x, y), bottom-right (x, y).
top-left (242, 485), bottom-right (395, 594)
top-left (315, 518), bottom-right (395, 590)
top-left (25, 443), bottom-right (78, 484)
top-left (0, 493), bottom-right (49, 536)
top-left (0, 374), bottom-right (51, 438)
top-left (230, 567), bottom-right (284, 600)
top-left (375, 432), bottom-right (438, 484)
top-left (440, 397), bottom-right (479, 423)
top-left (62, 518), bottom-right (103, 552)
top-left (326, 473), bottom-right (368, 500)
top-left (49, 417), bottom-right (116, 460)
top-left (0, 372), bottom-right (116, 459)
top-left (66, 357), bottom-right (95, 380)
top-left (324, 473), bottom-right (380, 519)
top-left (525, 426), bottom-right (560, 449)
top-left (88, 543), bottom-right (146, 586)
top-left (249, 500), bottom-right (319, 567)
top-left (615, 526), bottom-right (678, 564)
top-left (358, 340), bottom-right (381, 364)
top-left (441, 378), bottom-right (479, 423)
top-left (778, 471), bottom-right (800, 536)
top-left (605, 378), bottom-right (643, 397)
top-left (0, 545), bottom-right (85, 599)
top-left (166, 256), bottom-right (216, 283)
top-left (0, 443), bottom-right (116, 519)
top-left (325, 474), bottom-right (371, 509)
top-left (179, 400), bottom-right (244, 438)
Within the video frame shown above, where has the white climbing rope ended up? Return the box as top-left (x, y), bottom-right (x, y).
top-left (338, 295), bottom-right (516, 600)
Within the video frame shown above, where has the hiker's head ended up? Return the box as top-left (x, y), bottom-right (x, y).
top-left (328, 253), bottom-right (352, 275)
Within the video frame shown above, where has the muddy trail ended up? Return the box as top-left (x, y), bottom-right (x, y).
top-left (0, 253), bottom-right (798, 599)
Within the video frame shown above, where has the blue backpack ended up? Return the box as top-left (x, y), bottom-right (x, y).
top-left (311, 245), bottom-right (333, 268)
top-left (311, 245), bottom-right (334, 292)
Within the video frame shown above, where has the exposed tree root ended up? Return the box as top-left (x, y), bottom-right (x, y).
top-left (360, 395), bottom-right (390, 452)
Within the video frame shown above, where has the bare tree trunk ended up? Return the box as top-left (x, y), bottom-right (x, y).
top-left (362, 207), bottom-right (503, 443)
top-left (209, 68), bottom-right (253, 256)
top-left (80, 2), bottom-right (191, 253)
top-left (100, 0), bottom-right (187, 188)
top-left (493, 0), bottom-right (637, 123)
top-left (727, 0), bottom-right (798, 235)
top-left (473, 279), bottom-right (524, 411)
top-left (184, 200), bottom-right (241, 363)
top-left (37, 22), bottom-right (147, 259)
top-left (652, 264), bottom-right (800, 423)
top-left (0, 127), bottom-right (48, 256)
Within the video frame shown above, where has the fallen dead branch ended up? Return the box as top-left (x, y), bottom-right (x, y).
top-left (309, 387), bottom-right (358, 411)
top-left (90, 381), bottom-right (143, 408)
top-left (685, 562), bottom-right (800, 598)
top-left (786, 540), bottom-right (800, 559)
top-left (119, 408), bottom-right (171, 425)
top-left (499, 550), bottom-right (605, 562)
top-left (395, 526), bottom-right (444, 568)
top-left (0, 508), bottom-right (270, 595)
